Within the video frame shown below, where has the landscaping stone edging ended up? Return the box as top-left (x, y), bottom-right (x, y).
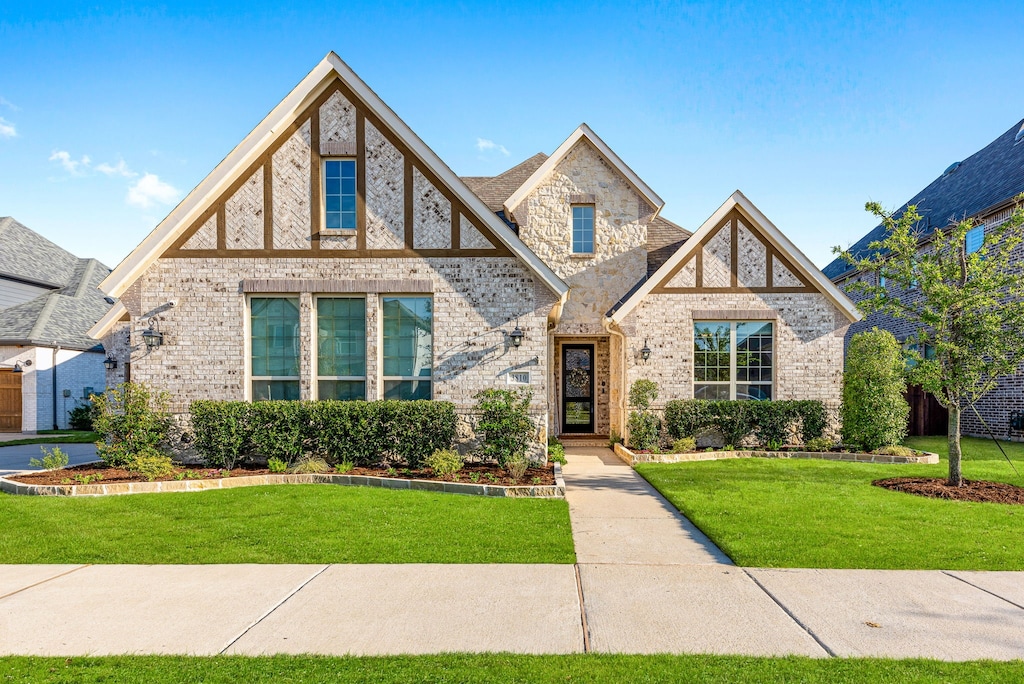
top-left (613, 442), bottom-right (939, 465)
top-left (0, 463), bottom-right (567, 499)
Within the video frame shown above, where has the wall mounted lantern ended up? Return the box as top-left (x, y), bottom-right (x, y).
top-left (103, 356), bottom-right (118, 370)
top-left (141, 321), bottom-right (164, 349)
top-left (509, 322), bottom-right (524, 348)
top-left (640, 340), bottom-right (652, 363)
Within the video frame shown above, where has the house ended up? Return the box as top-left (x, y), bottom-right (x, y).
top-left (822, 118), bottom-right (1024, 439)
top-left (0, 217), bottom-right (113, 432)
top-left (89, 53), bottom-right (858, 447)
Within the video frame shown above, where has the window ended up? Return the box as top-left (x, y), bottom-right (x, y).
top-left (965, 225), bottom-right (984, 254)
top-left (382, 296), bottom-right (433, 400)
top-left (571, 205), bottom-right (594, 254)
top-left (316, 297), bottom-right (366, 400)
top-left (324, 159), bottom-right (356, 230)
top-left (879, 274), bottom-right (886, 288)
top-left (694, 321), bottom-right (773, 400)
top-left (250, 297), bottom-right (301, 400)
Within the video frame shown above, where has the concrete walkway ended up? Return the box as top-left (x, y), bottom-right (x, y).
top-left (1, 446), bottom-right (1023, 660)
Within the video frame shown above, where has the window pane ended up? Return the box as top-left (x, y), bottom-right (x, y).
top-left (319, 380), bottom-right (366, 401)
top-left (317, 298), bottom-right (366, 378)
top-left (572, 205), bottom-right (594, 253)
top-left (383, 379), bottom-right (431, 400)
top-left (966, 225), bottom-right (984, 254)
top-left (252, 380), bottom-right (300, 401)
top-left (695, 384), bottom-right (730, 400)
top-left (382, 297), bottom-right (433, 381)
top-left (324, 158), bottom-right (356, 231)
top-left (737, 384), bottom-right (772, 401)
top-left (250, 297), bottom-right (299, 378)
top-left (736, 322), bottom-right (773, 393)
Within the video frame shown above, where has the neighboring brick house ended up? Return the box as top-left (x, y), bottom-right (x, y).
top-left (822, 118), bottom-right (1024, 439)
top-left (90, 53), bottom-right (859, 446)
top-left (0, 218), bottom-right (112, 432)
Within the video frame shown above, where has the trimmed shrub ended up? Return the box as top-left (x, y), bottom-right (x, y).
top-left (92, 382), bottom-right (173, 468)
top-left (249, 401), bottom-right (311, 465)
top-left (671, 437), bottom-right (696, 454)
top-left (68, 397), bottom-right (99, 431)
top-left (475, 389), bottom-right (535, 466)
top-left (664, 399), bottom-right (827, 448)
top-left (872, 445), bottom-right (916, 457)
top-left (267, 457), bottom-right (288, 473)
top-left (804, 437), bottom-right (834, 452)
top-left (842, 328), bottom-right (909, 452)
top-left (425, 448), bottom-right (463, 476)
top-left (627, 379), bottom-right (661, 451)
top-left (547, 441), bottom-right (566, 465)
top-left (191, 400), bottom-right (251, 470)
top-left (128, 453), bottom-right (174, 481)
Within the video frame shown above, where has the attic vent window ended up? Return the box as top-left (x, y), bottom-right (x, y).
top-left (943, 161), bottom-right (961, 176)
top-left (1015, 124), bottom-right (1024, 144)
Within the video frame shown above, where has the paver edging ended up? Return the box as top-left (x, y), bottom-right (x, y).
top-left (613, 442), bottom-right (939, 465)
top-left (0, 462), bottom-right (567, 499)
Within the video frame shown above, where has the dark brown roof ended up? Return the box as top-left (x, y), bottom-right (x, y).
top-left (647, 215), bottom-right (691, 276)
top-left (459, 153), bottom-right (549, 212)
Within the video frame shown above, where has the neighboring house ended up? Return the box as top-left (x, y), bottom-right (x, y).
top-left (823, 118), bottom-right (1024, 439)
top-left (0, 217), bottom-right (112, 432)
top-left (89, 53), bottom-right (858, 447)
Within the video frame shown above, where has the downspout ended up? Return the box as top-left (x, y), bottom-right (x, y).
top-left (603, 316), bottom-right (629, 442)
top-left (52, 343), bottom-right (60, 430)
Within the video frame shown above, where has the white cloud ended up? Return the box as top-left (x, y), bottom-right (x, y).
top-left (0, 97), bottom-right (19, 111)
top-left (49, 150), bottom-right (91, 174)
top-left (0, 118), bottom-right (15, 138)
top-left (127, 173), bottom-right (180, 209)
top-left (96, 159), bottom-right (137, 178)
top-left (476, 137), bottom-right (510, 156)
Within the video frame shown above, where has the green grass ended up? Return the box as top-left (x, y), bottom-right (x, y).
top-left (0, 485), bottom-right (574, 564)
top-left (636, 436), bottom-right (1024, 570)
top-left (0, 431), bottom-right (99, 447)
top-left (0, 654), bottom-right (1020, 683)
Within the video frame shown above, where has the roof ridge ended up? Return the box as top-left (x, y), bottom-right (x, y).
top-left (27, 293), bottom-right (61, 341)
top-left (73, 259), bottom-right (101, 299)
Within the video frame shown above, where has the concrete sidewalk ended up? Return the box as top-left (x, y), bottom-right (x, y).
top-left (0, 447), bottom-right (1023, 660)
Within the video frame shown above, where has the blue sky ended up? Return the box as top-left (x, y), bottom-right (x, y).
top-left (1, 1), bottom-right (1022, 270)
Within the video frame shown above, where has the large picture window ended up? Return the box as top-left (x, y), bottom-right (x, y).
top-left (382, 296), bottom-right (433, 400)
top-left (694, 321), bottom-right (773, 400)
top-left (324, 159), bottom-right (356, 230)
top-left (250, 297), bottom-right (300, 400)
top-left (316, 297), bottom-right (366, 400)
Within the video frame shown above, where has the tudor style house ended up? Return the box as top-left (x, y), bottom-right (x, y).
top-left (823, 118), bottom-right (1024, 439)
top-left (90, 53), bottom-right (859, 445)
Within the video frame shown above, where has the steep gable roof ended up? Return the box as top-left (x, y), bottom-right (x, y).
top-left (98, 53), bottom-right (568, 301)
top-left (646, 215), bottom-right (691, 276)
top-left (609, 191), bottom-right (861, 324)
top-left (503, 124), bottom-right (664, 223)
top-left (823, 118), bottom-right (1024, 280)
top-left (461, 153), bottom-right (548, 213)
top-left (0, 217), bottom-right (80, 288)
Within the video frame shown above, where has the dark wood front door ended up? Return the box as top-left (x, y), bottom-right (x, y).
top-left (562, 344), bottom-right (595, 433)
top-left (0, 370), bottom-right (22, 432)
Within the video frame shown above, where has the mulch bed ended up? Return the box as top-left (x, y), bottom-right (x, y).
top-left (874, 477), bottom-right (1024, 505)
top-left (8, 462), bottom-right (555, 487)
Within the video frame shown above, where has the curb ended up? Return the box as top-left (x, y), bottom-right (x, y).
top-left (613, 442), bottom-right (939, 465)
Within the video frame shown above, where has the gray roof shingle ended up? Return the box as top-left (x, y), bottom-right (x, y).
top-left (823, 118), bottom-right (1024, 280)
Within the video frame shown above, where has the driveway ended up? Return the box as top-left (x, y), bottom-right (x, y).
top-left (0, 443), bottom-right (98, 476)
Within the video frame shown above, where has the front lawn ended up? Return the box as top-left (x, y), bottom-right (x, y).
top-left (636, 436), bottom-right (1024, 570)
top-left (0, 485), bottom-right (574, 564)
top-left (1, 654), bottom-right (1020, 683)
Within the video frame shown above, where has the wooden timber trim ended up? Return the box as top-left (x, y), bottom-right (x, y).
top-left (243, 278), bottom-right (433, 294)
top-left (651, 208), bottom-right (814, 294)
top-left (164, 248), bottom-right (508, 259)
top-left (690, 309), bottom-right (778, 321)
top-left (169, 76), bottom-right (509, 260)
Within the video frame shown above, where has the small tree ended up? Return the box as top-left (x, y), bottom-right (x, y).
top-left (842, 329), bottom-right (909, 451)
top-left (92, 382), bottom-right (173, 467)
top-left (626, 379), bottom-right (661, 450)
top-left (835, 197), bottom-right (1024, 485)
top-left (475, 388), bottom-right (535, 466)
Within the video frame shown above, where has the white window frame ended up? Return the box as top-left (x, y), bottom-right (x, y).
top-left (321, 157), bottom-right (358, 234)
top-left (312, 295), bottom-right (368, 401)
top-left (380, 294), bottom-right (434, 400)
top-left (693, 321), bottom-right (774, 401)
top-left (246, 294), bottom-right (302, 402)
top-left (570, 204), bottom-right (595, 255)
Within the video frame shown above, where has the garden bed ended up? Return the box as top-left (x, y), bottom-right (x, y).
top-left (874, 477), bottom-right (1024, 504)
top-left (613, 442), bottom-right (939, 465)
top-left (0, 462), bottom-right (564, 498)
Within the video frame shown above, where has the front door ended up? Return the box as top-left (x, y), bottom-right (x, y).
top-left (562, 344), bottom-right (595, 433)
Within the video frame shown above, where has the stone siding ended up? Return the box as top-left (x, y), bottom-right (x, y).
top-left (737, 220), bottom-right (767, 288)
top-left (225, 166), bottom-right (264, 250)
top-left (272, 120), bottom-right (312, 250)
top-left (460, 214), bottom-right (491, 250)
top-left (181, 214), bottom-right (217, 251)
top-left (702, 221), bottom-right (732, 288)
top-left (319, 91), bottom-right (356, 147)
top-left (364, 121), bottom-right (405, 250)
top-left (412, 168), bottom-right (452, 249)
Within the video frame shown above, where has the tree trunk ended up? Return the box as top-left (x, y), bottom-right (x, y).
top-left (947, 404), bottom-right (963, 487)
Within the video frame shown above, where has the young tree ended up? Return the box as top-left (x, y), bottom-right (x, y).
top-left (835, 196), bottom-right (1024, 486)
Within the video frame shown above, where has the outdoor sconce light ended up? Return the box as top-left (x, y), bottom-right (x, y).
top-left (141, 321), bottom-right (164, 349)
top-left (509, 322), bottom-right (524, 348)
top-left (12, 360), bottom-right (31, 373)
top-left (640, 340), bottom-right (652, 363)
top-left (103, 356), bottom-right (118, 370)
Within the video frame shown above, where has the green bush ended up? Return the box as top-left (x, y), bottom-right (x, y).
top-left (475, 389), bottom-right (535, 466)
top-left (842, 328), bottom-right (909, 452)
top-left (267, 457), bottom-right (288, 473)
top-left (872, 445), bottom-right (916, 457)
top-left (664, 399), bottom-right (827, 448)
top-left (671, 437), bottom-right (696, 454)
top-left (68, 397), bottom-right (99, 431)
top-left (505, 455), bottom-right (529, 482)
top-left (425, 448), bottom-right (463, 476)
top-left (188, 400), bottom-right (458, 469)
top-left (92, 382), bottom-right (172, 468)
top-left (628, 379), bottom-right (659, 412)
top-left (804, 437), bottom-right (834, 452)
top-left (546, 441), bottom-right (566, 465)
top-left (128, 453), bottom-right (174, 481)
top-left (30, 446), bottom-right (69, 471)
top-left (627, 379), bottom-right (661, 451)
